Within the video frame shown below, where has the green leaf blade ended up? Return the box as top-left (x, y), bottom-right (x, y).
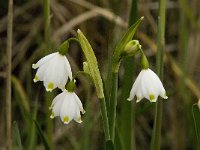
top-left (192, 104), bottom-right (200, 150)
top-left (13, 121), bottom-right (23, 150)
top-left (34, 120), bottom-right (51, 150)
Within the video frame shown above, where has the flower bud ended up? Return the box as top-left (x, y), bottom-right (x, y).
top-left (122, 40), bottom-right (141, 57)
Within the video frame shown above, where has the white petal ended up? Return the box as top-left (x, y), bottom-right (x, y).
top-left (148, 69), bottom-right (167, 99)
top-left (52, 97), bottom-right (64, 117)
top-left (33, 52), bottom-right (57, 69)
top-left (57, 57), bottom-right (69, 89)
top-left (35, 62), bottom-right (49, 81)
top-left (73, 107), bottom-right (82, 123)
top-left (73, 93), bottom-right (85, 114)
top-left (135, 70), bottom-right (146, 100)
top-left (60, 93), bottom-right (75, 124)
top-left (50, 91), bottom-right (66, 109)
top-left (64, 56), bottom-right (72, 80)
top-left (43, 55), bottom-right (62, 91)
top-left (144, 70), bottom-right (159, 100)
top-left (127, 70), bottom-right (143, 101)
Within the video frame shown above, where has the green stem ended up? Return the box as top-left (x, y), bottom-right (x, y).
top-left (43, 0), bottom-right (50, 45)
top-left (119, 0), bottom-right (138, 149)
top-left (43, 0), bottom-right (53, 148)
top-left (109, 72), bottom-right (118, 141)
top-left (99, 98), bottom-right (111, 141)
top-left (150, 0), bottom-right (166, 149)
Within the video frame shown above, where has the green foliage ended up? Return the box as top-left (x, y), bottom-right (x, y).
top-left (192, 104), bottom-right (200, 149)
top-left (112, 17), bottom-right (144, 73)
top-left (12, 121), bottom-right (23, 150)
top-left (77, 29), bottom-right (104, 99)
top-left (34, 120), bottom-right (51, 150)
top-left (106, 140), bottom-right (115, 150)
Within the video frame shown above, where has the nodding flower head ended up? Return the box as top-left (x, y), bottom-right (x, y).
top-left (49, 90), bottom-right (85, 124)
top-left (128, 68), bottom-right (168, 103)
top-left (32, 52), bottom-right (72, 91)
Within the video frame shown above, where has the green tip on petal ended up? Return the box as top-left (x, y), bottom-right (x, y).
top-left (149, 94), bottom-right (155, 101)
top-left (50, 112), bottom-right (54, 119)
top-left (163, 93), bottom-right (168, 99)
top-left (32, 64), bottom-right (37, 69)
top-left (47, 82), bottom-right (54, 92)
top-left (49, 104), bottom-right (53, 110)
top-left (77, 116), bottom-right (82, 123)
top-left (82, 109), bottom-right (86, 114)
top-left (136, 96), bottom-right (141, 103)
top-left (63, 116), bottom-right (69, 124)
top-left (127, 97), bottom-right (132, 101)
top-left (33, 75), bottom-right (39, 82)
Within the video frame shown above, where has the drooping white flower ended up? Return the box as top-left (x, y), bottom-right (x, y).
top-left (49, 90), bottom-right (85, 124)
top-left (127, 68), bottom-right (168, 102)
top-left (32, 52), bottom-right (72, 91)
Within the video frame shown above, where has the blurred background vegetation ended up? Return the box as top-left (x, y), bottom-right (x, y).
top-left (0, 0), bottom-right (200, 149)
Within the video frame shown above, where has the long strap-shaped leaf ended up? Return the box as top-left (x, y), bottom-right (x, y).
top-left (13, 121), bottom-right (23, 150)
top-left (34, 120), bottom-right (51, 150)
top-left (192, 104), bottom-right (200, 150)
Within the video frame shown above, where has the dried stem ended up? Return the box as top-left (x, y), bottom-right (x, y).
top-left (6, 0), bottom-right (13, 149)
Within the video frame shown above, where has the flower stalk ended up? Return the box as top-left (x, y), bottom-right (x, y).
top-left (109, 17), bottom-right (143, 141)
top-left (150, 0), bottom-right (166, 149)
top-left (109, 72), bottom-right (118, 141)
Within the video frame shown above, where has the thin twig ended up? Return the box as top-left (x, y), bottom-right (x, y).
top-left (6, 0), bottom-right (13, 149)
top-left (0, 0), bottom-right (38, 33)
top-left (53, 10), bottom-right (98, 41)
top-left (67, 0), bottom-right (127, 27)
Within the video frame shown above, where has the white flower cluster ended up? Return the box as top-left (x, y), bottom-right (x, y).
top-left (33, 52), bottom-right (85, 124)
top-left (128, 69), bottom-right (168, 102)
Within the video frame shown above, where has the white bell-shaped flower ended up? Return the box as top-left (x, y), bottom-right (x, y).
top-left (49, 90), bottom-right (85, 124)
top-left (32, 52), bottom-right (72, 91)
top-left (128, 68), bottom-right (168, 102)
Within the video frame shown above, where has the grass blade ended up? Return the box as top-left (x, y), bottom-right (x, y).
top-left (192, 103), bottom-right (200, 149)
top-left (13, 121), bottom-right (23, 150)
top-left (34, 120), bottom-right (51, 150)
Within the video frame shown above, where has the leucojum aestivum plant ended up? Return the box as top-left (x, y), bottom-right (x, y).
top-left (32, 17), bottom-right (168, 148)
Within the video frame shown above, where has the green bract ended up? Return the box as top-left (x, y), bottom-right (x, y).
top-left (112, 16), bottom-right (144, 73)
top-left (77, 29), bottom-right (104, 99)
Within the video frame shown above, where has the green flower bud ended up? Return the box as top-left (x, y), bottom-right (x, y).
top-left (122, 40), bottom-right (141, 57)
